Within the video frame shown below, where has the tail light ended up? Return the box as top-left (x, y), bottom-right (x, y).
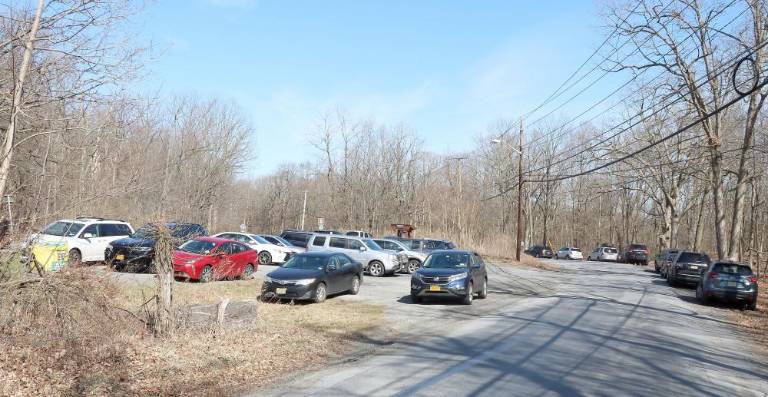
top-left (748, 276), bottom-right (758, 283)
top-left (707, 272), bottom-right (718, 279)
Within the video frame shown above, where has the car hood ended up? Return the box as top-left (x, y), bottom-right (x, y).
top-left (172, 250), bottom-right (205, 264)
top-left (111, 236), bottom-right (156, 248)
top-left (417, 268), bottom-right (468, 277)
top-left (267, 267), bottom-right (322, 280)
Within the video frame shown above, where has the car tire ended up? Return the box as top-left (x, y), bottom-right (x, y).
top-left (313, 282), bottom-right (327, 303)
top-left (696, 284), bottom-right (708, 304)
top-left (68, 249), bottom-right (82, 266)
top-left (748, 286), bottom-right (758, 310)
top-left (200, 265), bottom-right (214, 283)
top-left (258, 251), bottom-right (272, 265)
top-left (462, 282), bottom-right (474, 305)
top-left (406, 259), bottom-right (421, 274)
top-left (349, 275), bottom-right (361, 295)
top-left (477, 278), bottom-right (488, 299)
top-left (241, 264), bottom-right (254, 280)
top-left (368, 261), bottom-right (385, 277)
top-left (411, 294), bottom-right (422, 304)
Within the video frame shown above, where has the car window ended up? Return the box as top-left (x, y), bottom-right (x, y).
top-left (329, 237), bottom-right (346, 249)
top-left (263, 236), bottom-right (279, 244)
top-left (336, 255), bottom-right (351, 266)
top-left (233, 243), bottom-right (249, 254)
top-left (217, 242), bottom-right (233, 254)
top-left (313, 236), bottom-right (326, 247)
top-left (629, 244), bottom-right (647, 250)
top-left (347, 239), bottom-right (364, 250)
top-left (678, 252), bottom-right (709, 263)
top-left (605, 248), bottom-right (617, 254)
top-left (101, 223), bottom-right (132, 237)
top-left (377, 240), bottom-right (401, 251)
top-left (473, 254), bottom-right (485, 265)
top-left (81, 224), bottom-right (101, 237)
top-left (179, 239), bottom-right (217, 254)
top-left (712, 263), bottom-right (753, 275)
top-left (42, 221), bottom-right (86, 237)
top-left (345, 231), bottom-right (358, 236)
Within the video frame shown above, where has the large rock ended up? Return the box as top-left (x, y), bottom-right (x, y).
top-left (177, 299), bottom-right (258, 328)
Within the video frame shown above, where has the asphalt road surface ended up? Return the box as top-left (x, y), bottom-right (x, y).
top-left (251, 260), bottom-right (768, 397)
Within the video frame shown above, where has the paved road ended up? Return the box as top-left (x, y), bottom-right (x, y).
top-left (252, 260), bottom-right (768, 397)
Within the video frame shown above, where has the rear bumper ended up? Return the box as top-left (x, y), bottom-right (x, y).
top-left (624, 254), bottom-right (647, 262)
top-left (671, 271), bottom-right (702, 284)
top-left (706, 288), bottom-right (757, 301)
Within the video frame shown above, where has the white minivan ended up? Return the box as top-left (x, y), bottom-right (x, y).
top-left (32, 218), bottom-right (134, 265)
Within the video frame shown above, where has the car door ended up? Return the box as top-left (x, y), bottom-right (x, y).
top-left (214, 242), bottom-right (235, 278)
top-left (324, 256), bottom-right (345, 294)
top-left (471, 253), bottom-right (486, 287)
top-left (77, 224), bottom-right (104, 261)
top-left (336, 254), bottom-right (356, 289)
top-left (328, 236), bottom-right (348, 255)
top-left (229, 242), bottom-right (250, 275)
top-left (344, 238), bottom-right (366, 262)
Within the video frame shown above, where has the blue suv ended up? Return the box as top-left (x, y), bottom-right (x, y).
top-left (410, 250), bottom-right (488, 305)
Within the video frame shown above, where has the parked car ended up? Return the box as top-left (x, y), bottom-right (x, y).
top-left (261, 252), bottom-right (363, 303)
top-left (30, 217), bottom-right (134, 270)
top-left (667, 250), bottom-right (711, 287)
top-left (395, 238), bottom-right (457, 253)
top-left (279, 230), bottom-right (314, 248)
top-left (410, 250), bottom-right (488, 305)
top-left (555, 247), bottom-right (583, 260)
top-left (621, 243), bottom-right (649, 266)
top-left (524, 245), bottom-right (553, 258)
top-left (306, 234), bottom-right (404, 276)
top-left (373, 238), bottom-right (427, 273)
top-left (172, 237), bottom-right (258, 282)
top-left (258, 234), bottom-right (306, 254)
top-left (655, 249), bottom-right (680, 275)
top-left (346, 230), bottom-right (373, 238)
top-left (696, 261), bottom-right (758, 310)
top-left (587, 246), bottom-right (618, 262)
top-left (212, 232), bottom-right (293, 265)
top-left (314, 230), bottom-right (342, 235)
top-left (108, 222), bottom-right (208, 273)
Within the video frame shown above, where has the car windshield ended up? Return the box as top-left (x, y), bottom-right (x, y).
top-left (678, 252), bottom-right (709, 263)
top-left (572, 248), bottom-right (581, 252)
top-left (604, 248), bottom-right (617, 254)
top-left (251, 235), bottom-right (270, 244)
top-left (423, 252), bottom-right (470, 269)
top-left (178, 240), bottom-right (216, 254)
top-left (379, 240), bottom-right (404, 251)
top-left (42, 221), bottom-right (85, 237)
top-left (282, 255), bottom-right (328, 270)
top-left (629, 244), bottom-right (647, 250)
top-left (363, 239), bottom-right (383, 250)
top-left (272, 236), bottom-right (297, 247)
top-left (171, 225), bottom-right (200, 238)
top-left (712, 263), bottom-right (753, 276)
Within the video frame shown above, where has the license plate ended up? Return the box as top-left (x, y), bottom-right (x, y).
top-left (429, 285), bottom-right (441, 292)
top-left (276, 287), bottom-right (287, 295)
top-left (115, 254), bottom-right (124, 261)
top-left (726, 281), bottom-right (739, 288)
top-left (690, 265), bottom-right (699, 270)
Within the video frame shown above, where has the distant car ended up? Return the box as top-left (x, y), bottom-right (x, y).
top-left (212, 232), bottom-right (293, 265)
top-left (395, 238), bottom-right (457, 253)
top-left (261, 252), bottom-right (363, 303)
top-left (696, 261), bottom-right (758, 310)
top-left (410, 250), bottom-right (488, 305)
top-left (279, 230), bottom-right (314, 248)
top-left (31, 217), bottom-right (134, 270)
top-left (372, 238), bottom-right (427, 273)
top-left (258, 234), bottom-right (306, 254)
top-left (587, 246), bottom-right (618, 262)
top-left (524, 245), bottom-right (553, 258)
top-left (655, 249), bottom-right (680, 275)
top-left (555, 247), bottom-right (583, 260)
top-left (172, 237), bottom-right (257, 282)
top-left (621, 243), bottom-right (649, 266)
top-left (306, 234), bottom-right (404, 276)
top-left (108, 222), bottom-right (208, 273)
top-left (346, 230), bottom-right (373, 238)
top-left (667, 251), bottom-right (711, 287)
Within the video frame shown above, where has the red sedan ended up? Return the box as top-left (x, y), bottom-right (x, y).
top-left (173, 237), bottom-right (258, 282)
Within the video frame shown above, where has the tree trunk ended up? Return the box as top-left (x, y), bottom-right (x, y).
top-left (711, 150), bottom-right (728, 258)
top-left (154, 224), bottom-right (174, 337)
top-left (693, 186), bottom-right (709, 252)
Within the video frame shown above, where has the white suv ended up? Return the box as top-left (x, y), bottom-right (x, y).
top-left (32, 218), bottom-right (134, 267)
top-left (306, 234), bottom-right (404, 276)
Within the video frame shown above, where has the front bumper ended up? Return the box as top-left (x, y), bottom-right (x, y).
top-left (107, 247), bottom-right (153, 270)
top-left (411, 279), bottom-right (469, 298)
top-left (261, 281), bottom-right (316, 300)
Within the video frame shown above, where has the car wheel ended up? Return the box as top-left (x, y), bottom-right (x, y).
top-left (241, 264), bottom-right (254, 280)
top-left (406, 259), bottom-right (420, 274)
top-left (462, 282), bottom-right (474, 305)
top-left (411, 293), bottom-right (422, 304)
top-left (349, 275), bottom-right (361, 295)
top-left (748, 297), bottom-right (757, 311)
top-left (200, 265), bottom-right (214, 283)
top-left (313, 282), bottom-right (327, 303)
top-left (67, 249), bottom-right (82, 266)
top-left (696, 284), bottom-right (707, 304)
top-left (368, 261), bottom-right (385, 277)
top-left (258, 251), bottom-right (272, 265)
top-left (477, 278), bottom-right (488, 299)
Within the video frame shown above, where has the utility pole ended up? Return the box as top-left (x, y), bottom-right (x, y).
top-left (300, 190), bottom-right (308, 230)
top-left (449, 157), bottom-right (467, 245)
top-left (516, 117), bottom-right (524, 262)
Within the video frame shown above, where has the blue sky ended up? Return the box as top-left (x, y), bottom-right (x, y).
top-left (137, 1), bottom-right (618, 177)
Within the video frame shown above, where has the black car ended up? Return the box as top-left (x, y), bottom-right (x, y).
top-left (261, 252), bottom-right (363, 303)
top-left (621, 243), bottom-right (649, 266)
top-left (279, 230), bottom-right (314, 248)
top-left (667, 250), bottom-right (711, 287)
top-left (410, 250), bottom-right (488, 305)
top-left (524, 245), bottom-right (553, 258)
top-left (108, 222), bottom-right (208, 272)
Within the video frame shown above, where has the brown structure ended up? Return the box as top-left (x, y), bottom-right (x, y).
top-left (390, 224), bottom-right (415, 238)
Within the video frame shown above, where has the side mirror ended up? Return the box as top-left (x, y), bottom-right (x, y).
top-left (327, 264), bottom-right (337, 272)
top-left (82, 233), bottom-right (93, 239)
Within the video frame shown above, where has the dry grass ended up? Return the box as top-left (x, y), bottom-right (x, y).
top-left (732, 275), bottom-right (768, 348)
top-left (0, 270), bottom-right (383, 396)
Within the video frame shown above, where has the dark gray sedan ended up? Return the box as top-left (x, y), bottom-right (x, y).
top-left (261, 252), bottom-right (363, 303)
top-left (696, 261), bottom-right (758, 310)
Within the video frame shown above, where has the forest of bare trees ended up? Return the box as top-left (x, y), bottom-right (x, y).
top-left (2, 0), bottom-right (768, 275)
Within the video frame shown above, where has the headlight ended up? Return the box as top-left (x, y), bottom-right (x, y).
top-left (447, 274), bottom-right (467, 283)
top-left (133, 246), bottom-right (152, 252)
top-left (183, 259), bottom-right (197, 265)
top-left (293, 278), bottom-right (315, 286)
